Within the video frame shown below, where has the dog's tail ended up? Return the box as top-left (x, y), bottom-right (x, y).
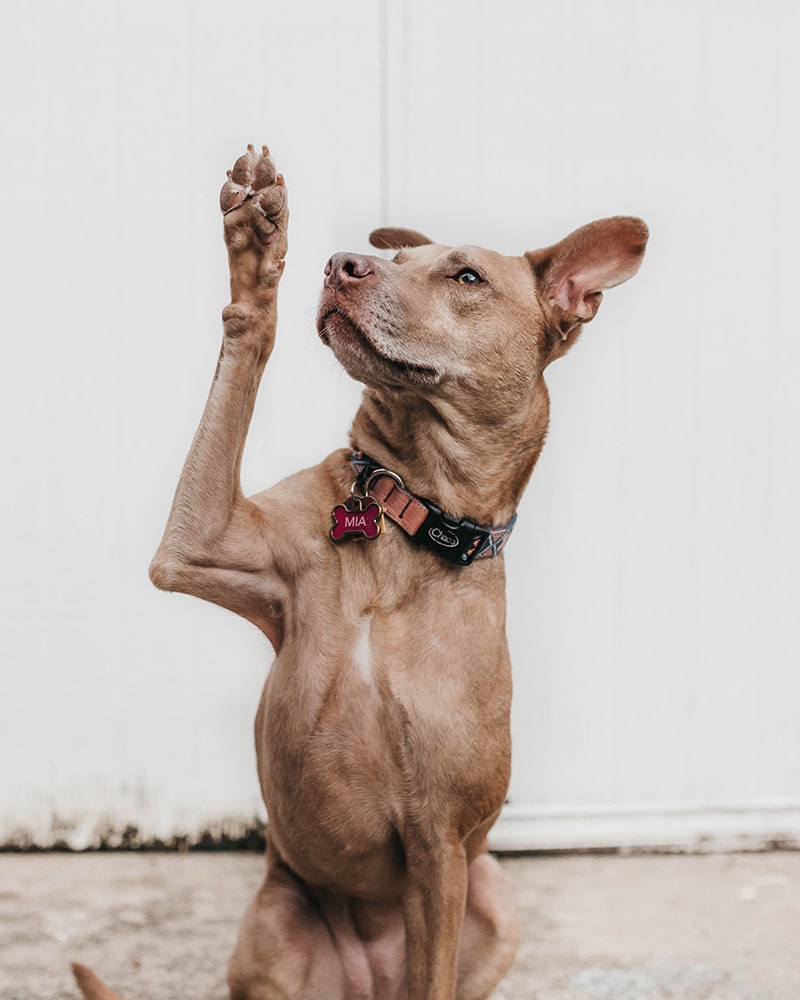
top-left (71, 963), bottom-right (126, 1000)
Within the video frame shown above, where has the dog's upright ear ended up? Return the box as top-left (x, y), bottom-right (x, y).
top-left (526, 216), bottom-right (648, 360)
top-left (369, 227), bottom-right (433, 250)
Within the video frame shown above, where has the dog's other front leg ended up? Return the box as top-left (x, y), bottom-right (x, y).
top-left (150, 145), bottom-right (288, 646)
top-left (404, 839), bottom-right (468, 1000)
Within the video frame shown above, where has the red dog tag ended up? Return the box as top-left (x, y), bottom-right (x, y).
top-left (330, 495), bottom-right (384, 542)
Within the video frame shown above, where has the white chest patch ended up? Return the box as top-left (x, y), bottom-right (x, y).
top-left (352, 616), bottom-right (374, 687)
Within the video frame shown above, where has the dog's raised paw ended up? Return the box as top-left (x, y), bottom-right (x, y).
top-left (220, 144), bottom-right (289, 295)
top-left (220, 144), bottom-right (287, 234)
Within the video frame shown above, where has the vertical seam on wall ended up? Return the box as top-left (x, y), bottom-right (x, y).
top-left (379, 0), bottom-right (389, 227)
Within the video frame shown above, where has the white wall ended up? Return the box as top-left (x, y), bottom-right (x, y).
top-left (2, 0), bottom-right (799, 851)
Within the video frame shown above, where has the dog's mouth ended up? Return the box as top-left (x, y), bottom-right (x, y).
top-left (318, 307), bottom-right (440, 385)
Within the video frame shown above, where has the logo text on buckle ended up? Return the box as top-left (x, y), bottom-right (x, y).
top-left (429, 526), bottom-right (459, 548)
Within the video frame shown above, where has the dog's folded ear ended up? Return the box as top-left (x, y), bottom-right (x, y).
top-left (369, 227), bottom-right (433, 250)
top-left (526, 216), bottom-right (648, 330)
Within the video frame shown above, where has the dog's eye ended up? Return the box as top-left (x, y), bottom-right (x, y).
top-left (454, 268), bottom-right (483, 285)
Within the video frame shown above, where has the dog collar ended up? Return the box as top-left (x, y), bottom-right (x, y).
top-left (344, 451), bottom-right (517, 566)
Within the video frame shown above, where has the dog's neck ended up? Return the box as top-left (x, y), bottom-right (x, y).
top-left (350, 384), bottom-right (550, 526)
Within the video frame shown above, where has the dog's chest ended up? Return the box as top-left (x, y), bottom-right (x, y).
top-left (351, 614), bottom-right (376, 687)
top-left (256, 548), bottom-right (512, 895)
top-left (263, 559), bottom-right (510, 784)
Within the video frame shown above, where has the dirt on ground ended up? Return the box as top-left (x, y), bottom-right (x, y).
top-left (1, 851), bottom-right (799, 999)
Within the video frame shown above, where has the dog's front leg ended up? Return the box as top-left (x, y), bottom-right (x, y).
top-left (150, 146), bottom-right (288, 645)
top-left (404, 839), bottom-right (468, 1000)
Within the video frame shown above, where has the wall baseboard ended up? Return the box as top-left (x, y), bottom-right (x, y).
top-left (489, 801), bottom-right (800, 853)
top-left (4, 802), bottom-right (800, 854)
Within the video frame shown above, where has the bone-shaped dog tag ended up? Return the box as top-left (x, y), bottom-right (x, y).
top-left (330, 495), bottom-right (384, 542)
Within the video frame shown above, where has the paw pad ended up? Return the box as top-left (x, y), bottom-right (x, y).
top-left (220, 144), bottom-right (285, 219)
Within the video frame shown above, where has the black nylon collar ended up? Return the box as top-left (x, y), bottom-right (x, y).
top-left (351, 452), bottom-right (517, 566)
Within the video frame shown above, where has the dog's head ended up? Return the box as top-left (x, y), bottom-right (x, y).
top-left (317, 217), bottom-right (647, 423)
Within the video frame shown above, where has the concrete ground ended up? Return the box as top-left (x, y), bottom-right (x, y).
top-left (1, 851), bottom-right (799, 999)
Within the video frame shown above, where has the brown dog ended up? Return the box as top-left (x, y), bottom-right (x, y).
top-left (73, 145), bottom-right (646, 1000)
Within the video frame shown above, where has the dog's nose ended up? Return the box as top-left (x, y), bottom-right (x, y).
top-left (324, 253), bottom-right (375, 288)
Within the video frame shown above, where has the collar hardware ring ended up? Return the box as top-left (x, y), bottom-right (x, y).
top-left (364, 468), bottom-right (405, 496)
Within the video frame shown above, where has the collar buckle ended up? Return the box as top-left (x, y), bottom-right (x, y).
top-left (418, 501), bottom-right (493, 566)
